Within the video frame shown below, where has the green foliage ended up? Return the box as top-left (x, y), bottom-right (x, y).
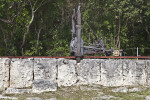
top-left (24, 40), bottom-right (43, 56)
top-left (46, 40), bottom-right (70, 56)
top-left (0, 0), bottom-right (149, 56)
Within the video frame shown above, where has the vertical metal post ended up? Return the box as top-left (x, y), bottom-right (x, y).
top-left (71, 9), bottom-right (75, 38)
top-left (137, 47), bottom-right (138, 60)
top-left (76, 5), bottom-right (82, 63)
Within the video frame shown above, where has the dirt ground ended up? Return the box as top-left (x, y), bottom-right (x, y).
top-left (1, 85), bottom-right (150, 100)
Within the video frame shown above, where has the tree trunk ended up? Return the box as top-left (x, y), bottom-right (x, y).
top-left (116, 12), bottom-right (121, 49)
top-left (36, 27), bottom-right (42, 55)
top-left (146, 27), bottom-right (150, 40)
top-left (21, 9), bottom-right (35, 48)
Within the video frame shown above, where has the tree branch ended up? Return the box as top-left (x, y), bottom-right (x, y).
top-left (21, 0), bottom-right (46, 48)
top-left (0, 18), bottom-right (12, 24)
top-left (28, 0), bottom-right (33, 9)
top-left (34, 0), bottom-right (45, 12)
top-left (146, 27), bottom-right (150, 40)
top-left (33, 0), bottom-right (38, 10)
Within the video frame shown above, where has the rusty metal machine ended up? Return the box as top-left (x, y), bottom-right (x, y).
top-left (70, 5), bottom-right (114, 62)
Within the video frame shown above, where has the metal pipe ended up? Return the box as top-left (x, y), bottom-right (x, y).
top-left (76, 5), bottom-right (82, 58)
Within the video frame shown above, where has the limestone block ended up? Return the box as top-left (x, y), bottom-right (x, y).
top-left (101, 60), bottom-right (123, 86)
top-left (57, 59), bottom-right (77, 86)
top-left (4, 88), bottom-right (32, 94)
top-left (112, 87), bottom-right (128, 93)
top-left (32, 79), bottom-right (57, 93)
top-left (0, 58), bottom-right (10, 91)
top-left (128, 87), bottom-right (141, 92)
top-left (34, 58), bottom-right (57, 81)
top-left (10, 58), bottom-right (34, 88)
top-left (134, 60), bottom-right (147, 85)
top-left (92, 95), bottom-right (117, 100)
top-left (76, 59), bottom-right (101, 85)
top-left (0, 95), bottom-right (18, 100)
top-left (146, 60), bottom-right (150, 85)
top-left (45, 98), bottom-right (57, 100)
top-left (123, 60), bottom-right (146, 86)
top-left (26, 97), bottom-right (42, 100)
top-left (146, 95), bottom-right (150, 100)
top-left (112, 87), bottom-right (141, 93)
top-left (122, 60), bottom-right (136, 85)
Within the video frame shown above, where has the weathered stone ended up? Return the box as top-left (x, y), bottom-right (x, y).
top-left (57, 59), bottom-right (77, 86)
top-left (32, 79), bottom-right (57, 93)
top-left (80, 85), bottom-right (101, 91)
top-left (45, 98), bottom-right (57, 100)
top-left (3, 88), bottom-right (32, 94)
top-left (92, 95), bottom-right (117, 100)
top-left (112, 87), bottom-right (141, 93)
top-left (0, 94), bottom-right (18, 100)
top-left (10, 58), bottom-right (34, 88)
top-left (146, 95), bottom-right (150, 100)
top-left (122, 60), bottom-right (136, 85)
top-left (88, 84), bottom-right (102, 88)
top-left (97, 92), bottom-right (104, 96)
top-left (26, 97), bottom-right (42, 100)
top-left (0, 58), bottom-right (10, 91)
top-left (146, 60), bottom-right (150, 85)
top-left (135, 60), bottom-right (147, 85)
top-left (112, 87), bottom-right (128, 93)
top-left (76, 59), bottom-right (101, 85)
top-left (128, 88), bottom-right (141, 92)
top-left (101, 60), bottom-right (123, 86)
top-left (34, 58), bottom-right (57, 82)
top-left (0, 58), bottom-right (149, 90)
top-left (123, 60), bottom-right (147, 86)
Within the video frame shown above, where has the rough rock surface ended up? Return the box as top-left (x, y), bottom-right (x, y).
top-left (0, 58), bottom-right (10, 91)
top-left (112, 87), bottom-right (128, 93)
top-left (134, 60), bottom-right (147, 85)
top-left (146, 95), bottom-right (150, 100)
top-left (101, 60), bottom-right (123, 86)
top-left (112, 87), bottom-right (141, 93)
top-left (146, 60), bottom-right (150, 85)
top-left (10, 58), bottom-right (34, 88)
top-left (45, 98), bottom-right (57, 100)
top-left (0, 58), bottom-right (150, 92)
top-left (80, 85), bottom-right (101, 91)
top-left (57, 59), bottom-right (77, 86)
top-left (32, 79), bottom-right (57, 93)
top-left (34, 58), bottom-right (57, 82)
top-left (76, 59), bottom-right (101, 85)
top-left (25, 97), bottom-right (42, 100)
top-left (123, 60), bottom-right (147, 86)
top-left (0, 94), bottom-right (18, 100)
top-left (92, 95), bottom-right (117, 100)
top-left (128, 88), bottom-right (141, 92)
top-left (93, 90), bottom-right (118, 100)
top-left (122, 60), bottom-right (136, 85)
top-left (3, 88), bottom-right (32, 94)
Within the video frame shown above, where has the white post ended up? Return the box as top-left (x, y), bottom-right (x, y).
top-left (137, 47), bottom-right (138, 60)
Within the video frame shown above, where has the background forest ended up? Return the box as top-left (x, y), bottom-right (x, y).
top-left (0, 0), bottom-right (150, 56)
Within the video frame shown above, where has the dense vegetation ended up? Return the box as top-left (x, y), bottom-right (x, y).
top-left (0, 0), bottom-right (150, 56)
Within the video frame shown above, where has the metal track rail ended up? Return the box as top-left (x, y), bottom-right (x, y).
top-left (0, 56), bottom-right (75, 59)
top-left (83, 56), bottom-right (150, 59)
top-left (0, 56), bottom-right (150, 59)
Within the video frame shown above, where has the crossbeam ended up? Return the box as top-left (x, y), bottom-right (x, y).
top-left (0, 56), bottom-right (150, 59)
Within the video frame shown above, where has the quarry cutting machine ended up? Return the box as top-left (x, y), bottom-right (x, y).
top-left (70, 5), bottom-right (114, 63)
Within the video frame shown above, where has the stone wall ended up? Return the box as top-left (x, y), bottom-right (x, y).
top-left (0, 58), bottom-right (10, 91)
top-left (0, 58), bottom-right (150, 93)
